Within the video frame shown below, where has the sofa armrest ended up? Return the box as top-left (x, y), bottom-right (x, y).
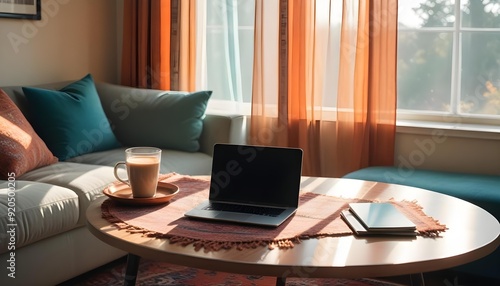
top-left (199, 113), bottom-right (247, 156)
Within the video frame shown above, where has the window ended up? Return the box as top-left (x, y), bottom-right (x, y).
top-left (203, 0), bottom-right (500, 125)
top-left (398, 0), bottom-right (500, 123)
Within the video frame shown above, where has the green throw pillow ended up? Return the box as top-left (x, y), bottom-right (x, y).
top-left (22, 74), bottom-right (121, 160)
top-left (109, 89), bottom-right (212, 152)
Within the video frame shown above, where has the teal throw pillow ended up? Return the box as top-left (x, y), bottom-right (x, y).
top-left (109, 89), bottom-right (212, 152)
top-left (22, 74), bottom-right (121, 160)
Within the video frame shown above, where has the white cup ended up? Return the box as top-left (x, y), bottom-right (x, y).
top-left (114, 147), bottom-right (161, 198)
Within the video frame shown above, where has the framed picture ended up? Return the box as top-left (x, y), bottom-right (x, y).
top-left (0, 0), bottom-right (41, 20)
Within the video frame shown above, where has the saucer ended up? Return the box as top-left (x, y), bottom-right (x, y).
top-left (103, 182), bottom-right (179, 205)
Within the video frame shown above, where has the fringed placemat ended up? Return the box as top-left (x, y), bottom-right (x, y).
top-left (101, 173), bottom-right (446, 251)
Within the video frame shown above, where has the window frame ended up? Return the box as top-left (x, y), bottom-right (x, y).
top-left (396, 0), bottom-right (500, 129)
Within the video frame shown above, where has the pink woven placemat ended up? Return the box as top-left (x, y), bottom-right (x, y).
top-left (102, 173), bottom-right (446, 251)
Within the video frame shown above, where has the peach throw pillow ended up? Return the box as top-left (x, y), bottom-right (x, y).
top-left (0, 89), bottom-right (58, 179)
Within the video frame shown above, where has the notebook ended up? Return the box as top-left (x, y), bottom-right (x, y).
top-left (340, 210), bottom-right (417, 236)
top-left (184, 143), bottom-right (303, 227)
top-left (347, 202), bottom-right (416, 234)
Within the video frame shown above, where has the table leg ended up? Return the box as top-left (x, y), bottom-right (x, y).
top-left (409, 273), bottom-right (426, 286)
top-left (276, 276), bottom-right (286, 286)
top-left (123, 253), bottom-right (141, 286)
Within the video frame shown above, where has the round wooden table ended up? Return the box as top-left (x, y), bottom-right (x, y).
top-left (86, 177), bottom-right (500, 285)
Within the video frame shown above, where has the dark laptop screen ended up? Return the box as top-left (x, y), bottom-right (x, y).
top-left (209, 144), bottom-right (303, 208)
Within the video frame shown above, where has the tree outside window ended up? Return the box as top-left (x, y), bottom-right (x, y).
top-left (398, 0), bottom-right (500, 117)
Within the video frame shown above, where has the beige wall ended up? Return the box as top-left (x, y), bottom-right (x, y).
top-left (395, 128), bottom-right (500, 176)
top-left (0, 0), bottom-right (120, 86)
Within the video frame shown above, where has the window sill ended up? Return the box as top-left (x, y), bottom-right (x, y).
top-left (396, 120), bottom-right (500, 140)
top-left (206, 100), bottom-right (251, 116)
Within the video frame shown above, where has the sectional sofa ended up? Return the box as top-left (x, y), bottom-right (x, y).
top-left (0, 74), bottom-right (246, 286)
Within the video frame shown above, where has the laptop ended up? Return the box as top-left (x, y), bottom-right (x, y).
top-left (185, 143), bottom-right (303, 227)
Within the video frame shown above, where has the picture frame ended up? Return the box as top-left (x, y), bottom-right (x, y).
top-left (0, 0), bottom-right (41, 20)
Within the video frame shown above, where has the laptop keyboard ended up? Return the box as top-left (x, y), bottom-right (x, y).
top-left (205, 203), bottom-right (285, 217)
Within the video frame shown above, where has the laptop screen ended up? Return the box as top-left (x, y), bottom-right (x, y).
top-left (209, 144), bottom-right (303, 208)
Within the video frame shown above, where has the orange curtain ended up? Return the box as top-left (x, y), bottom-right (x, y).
top-left (121, 0), bottom-right (196, 91)
top-left (250, 0), bottom-right (397, 177)
top-left (170, 0), bottom-right (197, 91)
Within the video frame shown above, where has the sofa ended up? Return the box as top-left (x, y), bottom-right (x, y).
top-left (344, 166), bottom-right (500, 281)
top-left (0, 74), bottom-right (246, 286)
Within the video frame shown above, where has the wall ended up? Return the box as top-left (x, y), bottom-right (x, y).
top-left (395, 127), bottom-right (500, 176)
top-left (0, 0), bottom-right (120, 86)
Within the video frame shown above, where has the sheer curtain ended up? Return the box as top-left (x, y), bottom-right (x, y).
top-left (221, 0), bottom-right (244, 102)
top-left (250, 0), bottom-right (397, 177)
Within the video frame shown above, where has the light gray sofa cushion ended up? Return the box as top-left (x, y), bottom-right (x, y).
top-left (19, 162), bottom-right (120, 226)
top-left (0, 181), bottom-right (79, 253)
top-left (95, 83), bottom-right (212, 152)
top-left (66, 148), bottom-right (213, 176)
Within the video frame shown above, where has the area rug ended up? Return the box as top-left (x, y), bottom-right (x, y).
top-left (65, 257), bottom-right (405, 286)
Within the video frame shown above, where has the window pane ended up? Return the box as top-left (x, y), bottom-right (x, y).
top-left (207, 1), bottom-right (223, 26)
top-left (461, 0), bottom-right (500, 28)
top-left (397, 32), bottom-right (453, 112)
top-left (399, 0), bottom-right (455, 29)
top-left (321, 0), bottom-right (342, 108)
top-left (239, 29), bottom-right (254, 103)
top-left (236, 0), bottom-right (255, 26)
top-left (206, 0), bottom-right (255, 102)
top-left (207, 29), bottom-right (231, 100)
top-left (206, 28), bottom-right (254, 102)
top-left (460, 32), bottom-right (500, 115)
top-left (207, 0), bottom-right (255, 26)
top-left (398, 0), bottom-right (426, 28)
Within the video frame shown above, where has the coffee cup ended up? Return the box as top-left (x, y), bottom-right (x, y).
top-left (113, 147), bottom-right (162, 198)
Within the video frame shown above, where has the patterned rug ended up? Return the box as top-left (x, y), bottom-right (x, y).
top-left (102, 173), bottom-right (446, 251)
top-left (63, 256), bottom-right (405, 286)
